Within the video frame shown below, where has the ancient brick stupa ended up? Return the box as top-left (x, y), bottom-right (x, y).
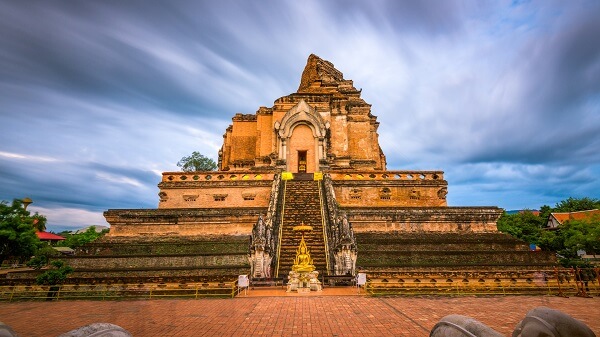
top-left (7, 54), bottom-right (555, 285)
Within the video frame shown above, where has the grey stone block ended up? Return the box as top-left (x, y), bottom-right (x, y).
top-left (512, 306), bottom-right (596, 337)
top-left (57, 323), bottom-right (132, 337)
top-left (0, 322), bottom-right (19, 337)
top-left (430, 314), bottom-right (504, 337)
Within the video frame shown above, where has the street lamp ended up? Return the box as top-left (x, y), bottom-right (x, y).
top-left (22, 197), bottom-right (32, 211)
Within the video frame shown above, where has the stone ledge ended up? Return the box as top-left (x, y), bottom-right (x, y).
top-left (104, 207), bottom-right (267, 219)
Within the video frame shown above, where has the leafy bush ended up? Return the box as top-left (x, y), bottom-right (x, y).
top-left (497, 197), bottom-right (600, 267)
top-left (57, 226), bottom-right (108, 248)
top-left (27, 246), bottom-right (60, 270)
top-left (36, 260), bottom-right (73, 285)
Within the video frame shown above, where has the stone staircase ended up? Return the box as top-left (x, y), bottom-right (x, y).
top-left (276, 178), bottom-right (328, 277)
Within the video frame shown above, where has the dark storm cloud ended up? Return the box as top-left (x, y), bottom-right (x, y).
top-left (463, 4), bottom-right (600, 165)
top-left (1, 3), bottom-right (219, 117)
top-left (0, 158), bottom-right (156, 210)
top-left (0, 1), bottom-right (302, 118)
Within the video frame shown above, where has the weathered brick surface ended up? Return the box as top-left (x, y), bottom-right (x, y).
top-left (347, 207), bottom-right (503, 233)
top-left (61, 254), bottom-right (248, 269)
top-left (105, 208), bottom-right (265, 237)
top-left (0, 296), bottom-right (598, 336)
top-left (355, 232), bottom-right (556, 272)
top-left (157, 173), bottom-right (274, 209)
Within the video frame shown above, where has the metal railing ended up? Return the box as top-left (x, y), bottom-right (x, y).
top-left (363, 268), bottom-right (600, 297)
top-left (0, 281), bottom-right (238, 302)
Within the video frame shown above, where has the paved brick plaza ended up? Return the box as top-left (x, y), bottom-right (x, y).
top-left (1, 295), bottom-right (598, 336)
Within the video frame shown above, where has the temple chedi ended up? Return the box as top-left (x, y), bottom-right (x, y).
top-left (219, 54), bottom-right (386, 174)
top-left (6, 54), bottom-right (555, 287)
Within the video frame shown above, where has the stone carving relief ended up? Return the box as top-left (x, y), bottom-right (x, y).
top-left (158, 192), bottom-right (168, 202)
top-left (438, 187), bottom-right (448, 199)
top-left (249, 214), bottom-right (274, 279)
top-left (242, 192), bottom-right (256, 201)
top-left (212, 194), bottom-right (227, 201)
top-left (349, 188), bottom-right (362, 200)
top-left (333, 212), bottom-right (357, 276)
top-left (323, 174), bottom-right (357, 276)
top-left (182, 195), bottom-right (198, 202)
top-left (379, 187), bottom-right (392, 200)
top-left (249, 175), bottom-right (281, 278)
top-left (410, 190), bottom-right (421, 200)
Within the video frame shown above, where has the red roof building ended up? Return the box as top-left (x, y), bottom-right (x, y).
top-left (36, 231), bottom-right (66, 242)
top-left (546, 209), bottom-right (600, 229)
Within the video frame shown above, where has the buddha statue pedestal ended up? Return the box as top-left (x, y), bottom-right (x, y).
top-left (287, 270), bottom-right (322, 293)
top-left (286, 229), bottom-right (322, 293)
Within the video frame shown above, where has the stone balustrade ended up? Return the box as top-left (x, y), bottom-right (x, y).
top-left (329, 170), bottom-right (444, 181)
top-left (161, 172), bottom-right (275, 183)
top-left (160, 171), bottom-right (443, 182)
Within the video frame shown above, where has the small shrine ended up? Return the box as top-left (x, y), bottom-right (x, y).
top-left (287, 223), bottom-right (322, 293)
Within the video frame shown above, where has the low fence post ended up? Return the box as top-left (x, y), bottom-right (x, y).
top-left (9, 287), bottom-right (16, 302)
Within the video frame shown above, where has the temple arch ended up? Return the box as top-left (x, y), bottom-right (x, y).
top-left (275, 100), bottom-right (329, 172)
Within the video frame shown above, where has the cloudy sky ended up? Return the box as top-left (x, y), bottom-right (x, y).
top-left (1, 1), bottom-right (599, 232)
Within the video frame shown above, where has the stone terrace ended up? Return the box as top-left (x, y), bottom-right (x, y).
top-left (0, 296), bottom-right (598, 336)
top-left (356, 232), bottom-right (557, 271)
top-left (2, 235), bottom-right (251, 285)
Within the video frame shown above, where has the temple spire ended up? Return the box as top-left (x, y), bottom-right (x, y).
top-left (297, 54), bottom-right (344, 92)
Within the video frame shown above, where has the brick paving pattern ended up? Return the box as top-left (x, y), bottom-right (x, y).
top-left (1, 295), bottom-right (598, 336)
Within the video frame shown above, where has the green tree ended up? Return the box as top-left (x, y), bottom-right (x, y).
top-left (36, 260), bottom-right (73, 285)
top-left (32, 214), bottom-right (47, 232)
top-left (496, 210), bottom-right (544, 245)
top-left (36, 259), bottom-right (74, 300)
top-left (177, 151), bottom-right (217, 172)
top-left (497, 197), bottom-right (600, 267)
top-left (57, 226), bottom-right (108, 249)
top-left (27, 246), bottom-right (60, 270)
top-left (538, 205), bottom-right (552, 222)
top-left (553, 197), bottom-right (600, 212)
top-left (560, 216), bottom-right (600, 257)
top-left (0, 199), bottom-right (43, 264)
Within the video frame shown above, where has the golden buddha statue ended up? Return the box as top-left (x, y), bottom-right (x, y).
top-left (292, 235), bottom-right (315, 273)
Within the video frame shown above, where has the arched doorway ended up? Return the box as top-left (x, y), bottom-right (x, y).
top-left (288, 124), bottom-right (316, 173)
top-left (275, 100), bottom-right (329, 173)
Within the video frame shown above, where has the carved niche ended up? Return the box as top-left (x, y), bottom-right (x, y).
top-left (158, 192), bottom-right (168, 202)
top-left (437, 187), bottom-right (448, 199)
top-left (348, 188), bottom-right (362, 200)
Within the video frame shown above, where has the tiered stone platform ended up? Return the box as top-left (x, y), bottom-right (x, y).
top-left (2, 235), bottom-right (250, 285)
top-left (356, 232), bottom-right (556, 270)
top-left (355, 232), bottom-right (557, 282)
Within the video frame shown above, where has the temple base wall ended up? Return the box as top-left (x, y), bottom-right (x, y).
top-left (345, 207), bottom-right (503, 233)
top-left (157, 172), bottom-right (274, 209)
top-left (104, 208), bottom-right (265, 237)
top-left (330, 171), bottom-right (448, 207)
